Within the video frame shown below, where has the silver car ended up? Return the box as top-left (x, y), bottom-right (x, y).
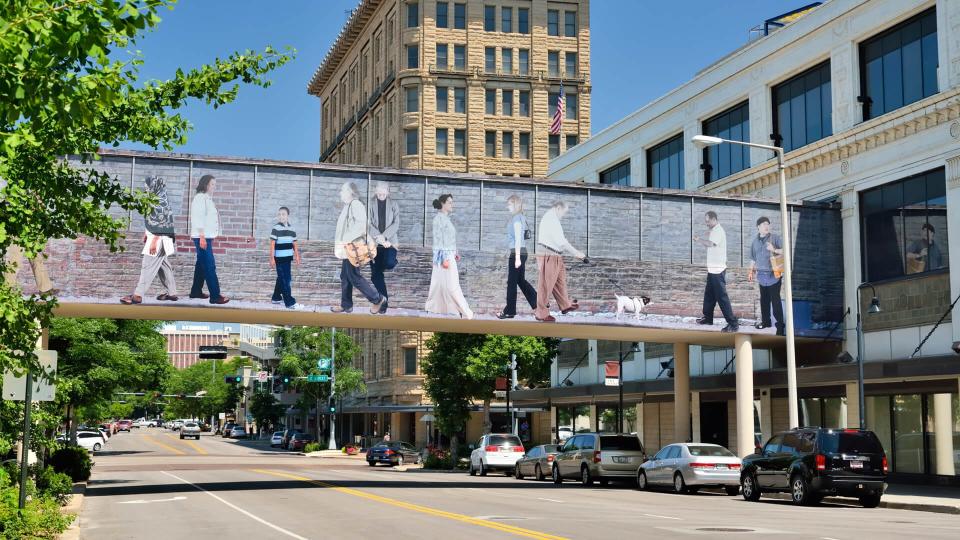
top-left (552, 433), bottom-right (646, 486)
top-left (514, 444), bottom-right (561, 481)
top-left (637, 443), bottom-right (741, 495)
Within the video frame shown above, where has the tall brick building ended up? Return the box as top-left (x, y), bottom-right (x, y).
top-left (308, 0), bottom-right (591, 176)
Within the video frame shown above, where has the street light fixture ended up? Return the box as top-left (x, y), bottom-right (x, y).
top-left (690, 134), bottom-right (800, 429)
top-left (618, 342), bottom-right (641, 433)
top-left (856, 283), bottom-right (881, 429)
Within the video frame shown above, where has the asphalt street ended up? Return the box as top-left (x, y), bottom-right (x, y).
top-left (79, 429), bottom-right (960, 540)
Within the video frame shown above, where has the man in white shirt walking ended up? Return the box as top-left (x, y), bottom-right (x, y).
top-left (693, 211), bottom-right (738, 333)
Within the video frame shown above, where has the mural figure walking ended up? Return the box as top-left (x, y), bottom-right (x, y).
top-left (425, 194), bottom-right (473, 319)
top-left (694, 210), bottom-right (737, 332)
top-left (121, 176), bottom-right (178, 304)
top-left (368, 181), bottom-right (399, 313)
top-left (333, 182), bottom-right (386, 314)
top-left (497, 194), bottom-right (537, 319)
top-left (189, 174), bottom-right (229, 304)
top-left (748, 216), bottom-right (784, 335)
top-left (269, 206), bottom-right (303, 310)
top-left (534, 201), bottom-right (585, 323)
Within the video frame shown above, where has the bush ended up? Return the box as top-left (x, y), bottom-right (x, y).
top-left (422, 448), bottom-right (453, 470)
top-left (36, 467), bottom-right (73, 505)
top-left (49, 447), bottom-right (92, 482)
top-left (0, 485), bottom-right (73, 539)
top-left (302, 442), bottom-right (322, 453)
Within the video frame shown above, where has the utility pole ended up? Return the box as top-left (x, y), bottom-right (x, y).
top-left (328, 327), bottom-right (337, 450)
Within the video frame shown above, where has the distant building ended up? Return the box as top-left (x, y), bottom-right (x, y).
top-left (160, 322), bottom-right (241, 369)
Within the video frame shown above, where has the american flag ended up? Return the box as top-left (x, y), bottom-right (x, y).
top-left (550, 83), bottom-right (565, 135)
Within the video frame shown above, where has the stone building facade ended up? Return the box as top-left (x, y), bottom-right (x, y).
top-left (309, 0), bottom-right (591, 176)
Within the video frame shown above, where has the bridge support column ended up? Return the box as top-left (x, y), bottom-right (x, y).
top-left (934, 392), bottom-right (956, 476)
top-left (673, 343), bottom-right (691, 443)
top-left (734, 334), bottom-right (754, 458)
top-left (690, 391), bottom-right (701, 443)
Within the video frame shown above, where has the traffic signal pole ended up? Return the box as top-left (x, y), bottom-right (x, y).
top-left (328, 327), bottom-right (337, 450)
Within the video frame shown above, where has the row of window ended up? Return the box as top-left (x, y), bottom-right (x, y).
top-left (594, 8), bottom-right (939, 189)
top-left (484, 4), bottom-right (530, 33)
top-left (364, 347), bottom-right (419, 377)
top-left (402, 85), bottom-right (578, 120)
top-left (401, 128), bottom-right (578, 159)
top-left (406, 2), bottom-right (578, 37)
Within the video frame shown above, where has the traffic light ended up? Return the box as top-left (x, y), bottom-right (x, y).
top-left (199, 345), bottom-right (228, 360)
top-left (328, 397), bottom-right (336, 414)
top-left (224, 375), bottom-right (242, 384)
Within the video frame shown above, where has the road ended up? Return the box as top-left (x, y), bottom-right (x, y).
top-left (79, 430), bottom-right (959, 540)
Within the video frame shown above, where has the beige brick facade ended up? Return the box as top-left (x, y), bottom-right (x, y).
top-left (309, 0), bottom-right (591, 177)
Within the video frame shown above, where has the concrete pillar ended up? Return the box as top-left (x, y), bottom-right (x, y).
top-left (946, 156), bottom-right (960, 343)
top-left (588, 404), bottom-right (598, 432)
top-left (634, 402), bottom-right (644, 439)
top-left (933, 393), bottom-right (956, 476)
top-left (759, 388), bottom-right (773, 443)
top-left (673, 343), bottom-right (691, 443)
top-left (734, 334), bottom-right (755, 458)
top-left (845, 382), bottom-right (860, 429)
top-left (691, 392), bottom-right (701, 443)
top-left (587, 339), bottom-right (598, 384)
top-left (550, 351), bottom-right (560, 387)
top-left (550, 405), bottom-right (558, 444)
top-left (840, 188), bottom-right (861, 352)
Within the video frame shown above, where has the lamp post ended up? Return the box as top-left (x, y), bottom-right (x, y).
top-left (855, 283), bottom-right (881, 429)
top-left (691, 135), bottom-right (799, 429)
top-left (618, 342), bottom-right (641, 433)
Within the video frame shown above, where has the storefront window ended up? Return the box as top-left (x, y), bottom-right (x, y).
top-left (597, 406), bottom-right (618, 433)
top-left (893, 394), bottom-right (924, 474)
top-left (800, 398), bottom-right (822, 428)
top-left (557, 404), bottom-right (590, 441)
top-left (865, 395), bottom-right (893, 462)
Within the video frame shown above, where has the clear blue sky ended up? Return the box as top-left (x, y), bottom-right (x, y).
top-left (124, 0), bottom-right (804, 161)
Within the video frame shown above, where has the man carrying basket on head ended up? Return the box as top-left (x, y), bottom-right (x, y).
top-left (333, 182), bottom-right (386, 314)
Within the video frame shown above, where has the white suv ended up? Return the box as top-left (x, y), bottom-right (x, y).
top-left (180, 421), bottom-right (201, 440)
top-left (469, 434), bottom-right (525, 476)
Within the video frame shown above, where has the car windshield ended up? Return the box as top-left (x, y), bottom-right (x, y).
top-left (686, 445), bottom-right (735, 457)
top-left (599, 436), bottom-right (642, 451)
top-left (543, 444), bottom-right (560, 453)
top-left (819, 431), bottom-right (884, 454)
top-left (488, 435), bottom-right (522, 447)
top-left (273, 432), bottom-right (283, 437)
top-left (375, 442), bottom-right (400, 448)
top-left (185, 423), bottom-right (198, 427)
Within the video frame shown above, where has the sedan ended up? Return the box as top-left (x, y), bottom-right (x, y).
top-left (289, 433), bottom-right (316, 452)
top-left (270, 431), bottom-right (284, 447)
top-left (57, 431), bottom-right (106, 452)
top-left (514, 444), bottom-right (561, 481)
top-left (366, 441), bottom-right (422, 467)
top-left (229, 426), bottom-right (248, 439)
top-left (637, 443), bottom-right (741, 495)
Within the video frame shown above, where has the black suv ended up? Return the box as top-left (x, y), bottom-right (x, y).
top-left (740, 428), bottom-right (887, 507)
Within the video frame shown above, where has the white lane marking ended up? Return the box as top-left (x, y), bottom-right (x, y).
top-left (118, 496), bottom-right (187, 504)
top-left (822, 537), bottom-right (841, 540)
top-left (536, 498), bottom-right (564, 503)
top-left (161, 471), bottom-right (308, 540)
top-left (643, 513), bottom-right (682, 521)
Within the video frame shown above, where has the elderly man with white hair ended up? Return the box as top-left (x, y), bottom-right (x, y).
top-left (368, 181), bottom-right (400, 313)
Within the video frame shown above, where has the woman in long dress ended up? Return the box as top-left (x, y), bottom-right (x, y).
top-left (425, 194), bottom-right (473, 319)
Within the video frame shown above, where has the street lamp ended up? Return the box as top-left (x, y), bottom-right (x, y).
top-left (856, 283), bottom-right (881, 429)
top-left (618, 342), bottom-right (641, 433)
top-left (691, 135), bottom-right (799, 429)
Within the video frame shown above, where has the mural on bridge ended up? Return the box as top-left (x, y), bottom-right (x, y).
top-left (15, 151), bottom-right (845, 338)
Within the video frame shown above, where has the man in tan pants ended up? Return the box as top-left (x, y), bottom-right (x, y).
top-left (4, 245), bottom-right (55, 294)
top-left (535, 201), bottom-right (585, 322)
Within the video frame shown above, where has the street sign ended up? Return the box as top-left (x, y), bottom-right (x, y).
top-left (199, 345), bottom-right (228, 360)
top-left (317, 358), bottom-right (332, 370)
top-left (307, 374), bottom-right (329, 383)
top-left (604, 361), bottom-right (620, 387)
top-left (3, 351), bottom-right (57, 402)
top-left (257, 371), bottom-right (268, 383)
top-left (494, 390), bottom-right (506, 398)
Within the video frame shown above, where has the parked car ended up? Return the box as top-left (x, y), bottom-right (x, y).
top-left (171, 419), bottom-right (184, 431)
top-left (117, 420), bottom-right (133, 432)
top-left (99, 422), bottom-right (116, 436)
top-left (637, 443), bottom-right (741, 495)
top-left (740, 428), bottom-right (887, 507)
top-left (514, 444), bottom-right (561, 480)
top-left (270, 431), bottom-right (284, 448)
top-left (289, 433), bottom-right (316, 452)
top-left (366, 441), bottom-right (421, 466)
top-left (280, 428), bottom-right (301, 449)
top-left (180, 421), bottom-right (201, 440)
top-left (557, 427), bottom-right (574, 441)
top-left (58, 431), bottom-right (106, 452)
top-left (229, 426), bottom-right (248, 439)
top-left (469, 434), bottom-right (525, 476)
top-left (221, 423), bottom-right (237, 438)
top-left (552, 433), bottom-right (646, 486)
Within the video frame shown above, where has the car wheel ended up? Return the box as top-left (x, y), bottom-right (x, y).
top-left (741, 473), bottom-right (761, 501)
top-left (396, 455), bottom-right (404, 467)
top-left (580, 465), bottom-right (593, 486)
top-left (479, 461), bottom-right (487, 476)
top-left (468, 462), bottom-right (475, 476)
top-left (552, 465), bottom-right (562, 485)
top-left (859, 493), bottom-right (882, 508)
top-left (93, 443), bottom-right (101, 452)
top-left (535, 464), bottom-right (544, 481)
top-left (673, 472), bottom-right (687, 494)
top-left (515, 465), bottom-right (524, 480)
top-left (725, 485), bottom-right (740, 496)
top-left (636, 470), bottom-right (648, 491)
top-left (415, 454), bottom-right (423, 465)
top-left (179, 435), bottom-right (184, 440)
top-left (790, 473), bottom-right (813, 506)
top-left (368, 461), bottom-right (377, 467)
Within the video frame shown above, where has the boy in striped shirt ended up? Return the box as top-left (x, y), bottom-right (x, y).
top-left (270, 207), bottom-right (303, 309)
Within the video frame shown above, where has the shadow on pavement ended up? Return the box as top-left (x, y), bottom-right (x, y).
top-left (95, 450), bottom-right (151, 457)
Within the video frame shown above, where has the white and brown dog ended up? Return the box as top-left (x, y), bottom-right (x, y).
top-left (615, 295), bottom-right (651, 320)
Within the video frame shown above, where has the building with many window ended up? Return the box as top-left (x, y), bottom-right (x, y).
top-left (308, 0), bottom-right (591, 177)
top-left (543, 0), bottom-right (960, 481)
top-left (160, 322), bottom-right (241, 370)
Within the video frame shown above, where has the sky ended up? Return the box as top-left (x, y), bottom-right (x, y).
top-left (123, 0), bottom-right (807, 162)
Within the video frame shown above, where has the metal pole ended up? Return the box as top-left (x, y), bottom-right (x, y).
top-left (506, 378), bottom-right (511, 433)
top-left (18, 371), bottom-right (33, 511)
top-left (328, 327), bottom-right (337, 450)
top-left (776, 151), bottom-right (799, 429)
top-left (856, 293), bottom-right (866, 429)
top-left (618, 356), bottom-right (624, 434)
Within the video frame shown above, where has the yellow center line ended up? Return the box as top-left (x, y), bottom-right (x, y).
top-left (250, 468), bottom-right (569, 540)
top-left (145, 435), bottom-right (187, 456)
top-left (164, 433), bottom-right (209, 455)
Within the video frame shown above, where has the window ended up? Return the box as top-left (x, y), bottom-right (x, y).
top-left (485, 131), bottom-right (496, 157)
top-left (772, 61), bottom-right (832, 153)
top-left (548, 51), bottom-right (559, 76)
top-left (436, 86), bottom-right (448, 112)
top-left (565, 52), bottom-right (577, 76)
top-left (859, 8), bottom-right (938, 121)
top-left (403, 348), bottom-right (417, 375)
top-left (454, 3), bottom-right (466, 29)
top-left (436, 128), bottom-right (448, 156)
top-left (548, 134), bottom-right (560, 158)
top-left (454, 44), bottom-right (465, 70)
top-left (780, 433), bottom-right (801, 455)
top-left (405, 86), bottom-right (419, 112)
top-left (484, 5), bottom-right (496, 31)
top-left (501, 48), bottom-right (513, 74)
top-left (436, 44), bottom-right (448, 69)
top-left (405, 128), bottom-right (418, 155)
top-left (436, 2), bottom-right (448, 28)
top-left (502, 89), bottom-right (513, 116)
top-left (387, 14), bottom-right (395, 45)
top-left (566, 134), bottom-right (578, 149)
top-left (566, 93), bottom-right (577, 119)
top-left (407, 2), bottom-right (419, 28)
top-left (502, 131), bottom-right (513, 158)
top-left (860, 168), bottom-right (948, 282)
top-left (485, 47), bottom-right (496, 73)
top-left (600, 159), bottom-right (630, 186)
top-left (519, 90), bottom-right (530, 116)
top-left (485, 88), bottom-right (496, 115)
top-left (548, 92), bottom-right (561, 118)
top-left (454, 87), bottom-right (466, 113)
top-left (647, 133), bottom-right (684, 189)
top-left (547, 10), bottom-right (559, 36)
top-left (518, 49), bottom-right (529, 75)
top-left (564, 11), bottom-right (576, 37)
top-left (406, 44), bottom-right (419, 69)
top-left (454, 129), bottom-right (466, 156)
top-left (519, 132), bottom-right (530, 159)
top-left (518, 8), bottom-right (529, 33)
top-left (702, 100), bottom-right (750, 183)
top-left (501, 7), bottom-right (512, 32)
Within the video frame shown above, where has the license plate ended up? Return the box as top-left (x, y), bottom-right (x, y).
top-left (613, 456), bottom-right (631, 464)
top-left (715, 464), bottom-right (728, 470)
top-left (850, 461), bottom-right (864, 469)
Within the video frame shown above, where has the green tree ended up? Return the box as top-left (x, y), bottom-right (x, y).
top-left (163, 356), bottom-right (250, 421)
top-left (249, 391), bottom-right (284, 434)
top-left (0, 1), bottom-right (292, 377)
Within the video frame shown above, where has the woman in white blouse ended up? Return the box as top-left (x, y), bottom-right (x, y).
top-left (425, 194), bottom-right (473, 319)
top-left (189, 174), bottom-right (228, 304)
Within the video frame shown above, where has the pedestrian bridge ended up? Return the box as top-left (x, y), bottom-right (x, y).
top-left (20, 148), bottom-right (843, 349)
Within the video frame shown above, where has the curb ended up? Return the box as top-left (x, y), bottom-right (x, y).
top-left (57, 481), bottom-right (87, 540)
top-left (765, 492), bottom-right (960, 514)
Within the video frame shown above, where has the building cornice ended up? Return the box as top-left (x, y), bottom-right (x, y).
top-left (307, 0), bottom-right (380, 97)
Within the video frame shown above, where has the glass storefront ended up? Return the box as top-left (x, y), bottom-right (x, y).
top-left (800, 397), bottom-right (848, 429)
top-left (556, 405), bottom-right (590, 441)
top-left (865, 392), bottom-right (959, 476)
